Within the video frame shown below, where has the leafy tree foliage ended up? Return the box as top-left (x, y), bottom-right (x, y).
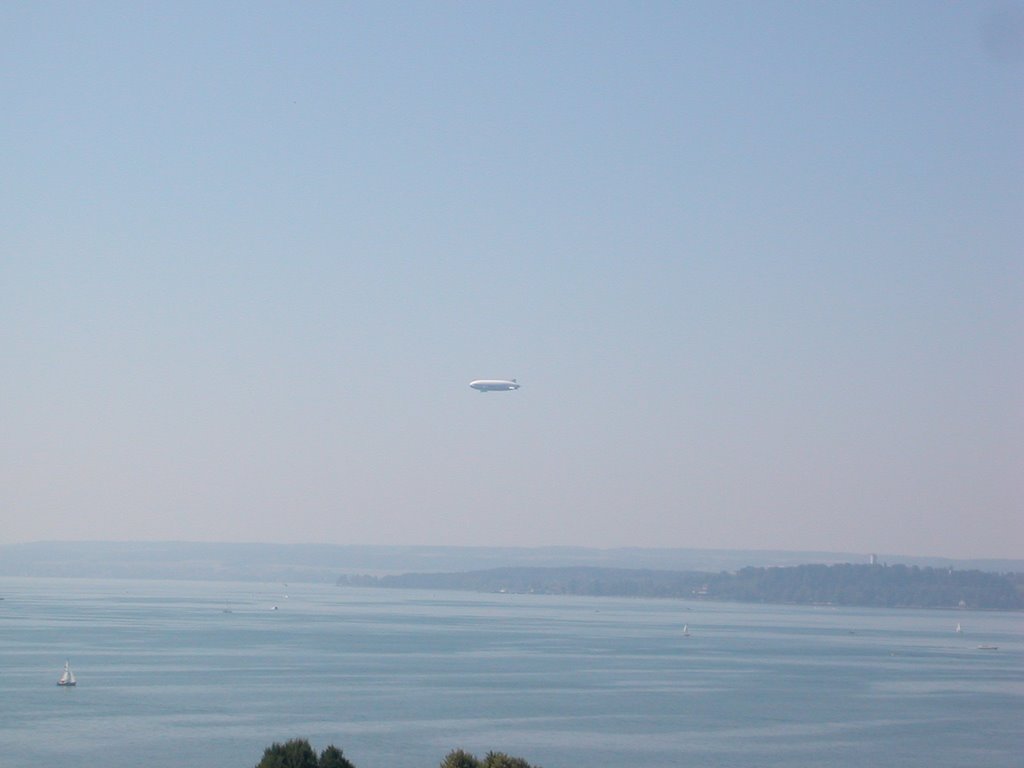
top-left (440, 749), bottom-right (482, 768)
top-left (318, 745), bottom-right (356, 768)
top-left (439, 749), bottom-right (541, 768)
top-left (254, 741), bottom-right (543, 768)
top-left (483, 750), bottom-right (537, 768)
top-left (255, 738), bottom-right (319, 768)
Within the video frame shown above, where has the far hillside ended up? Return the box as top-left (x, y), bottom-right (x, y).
top-left (340, 563), bottom-right (1024, 611)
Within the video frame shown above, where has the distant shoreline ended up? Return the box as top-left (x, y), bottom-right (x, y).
top-left (1, 542), bottom-right (1021, 590)
top-left (338, 563), bottom-right (1024, 612)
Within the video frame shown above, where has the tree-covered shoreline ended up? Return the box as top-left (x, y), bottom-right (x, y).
top-left (339, 563), bottom-right (1024, 611)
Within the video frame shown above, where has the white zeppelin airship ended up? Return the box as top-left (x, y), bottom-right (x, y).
top-left (469, 378), bottom-right (520, 392)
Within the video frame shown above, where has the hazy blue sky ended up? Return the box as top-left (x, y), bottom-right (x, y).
top-left (3, 1), bottom-right (1021, 557)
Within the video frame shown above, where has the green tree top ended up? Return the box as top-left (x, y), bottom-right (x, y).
top-left (318, 745), bottom-right (356, 768)
top-left (440, 749), bottom-right (482, 768)
top-left (483, 751), bottom-right (538, 768)
top-left (440, 748), bottom-right (540, 768)
top-left (255, 738), bottom-right (319, 768)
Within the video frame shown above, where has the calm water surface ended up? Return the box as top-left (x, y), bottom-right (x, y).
top-left (0, 577), bottom-right (1020, 767)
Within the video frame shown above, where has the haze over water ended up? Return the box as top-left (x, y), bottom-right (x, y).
top-left (2, 578), bottom-right (1020, 768)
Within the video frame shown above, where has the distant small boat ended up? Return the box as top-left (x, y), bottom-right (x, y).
top-left (955, 622), bottom-right (962, 634)
top-left (57, 660), bottom-right (76, 687)
top-left (977, 644), bottom-right (999, 651)
top-left (682, 624), bottom-right (690, 637)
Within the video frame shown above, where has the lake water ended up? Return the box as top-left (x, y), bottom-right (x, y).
top-left (0, 577), bottom-right (1020, 768)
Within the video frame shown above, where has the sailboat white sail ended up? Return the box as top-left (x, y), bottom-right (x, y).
top-left (57, 660), bottom-right (76, 687)
top-left (955, 622), bottom-right (962, 634)
top-left (682, 624), bottom-right (690, 637)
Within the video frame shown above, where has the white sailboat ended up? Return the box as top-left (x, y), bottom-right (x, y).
top-left (955, 622), bottom-right (962, 634)
top-left (682, 624), bottom-right (691, 637)
top-left (57, 660), bottom-right (76, 687)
